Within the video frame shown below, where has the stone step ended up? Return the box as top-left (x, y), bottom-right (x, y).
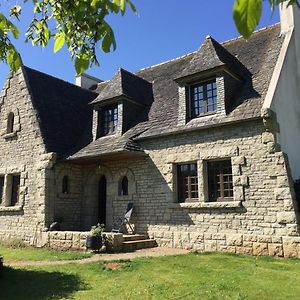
top-left (123, 234), bottom-right (148, 242)
top-left (122, 239), bottom-right (157, 252)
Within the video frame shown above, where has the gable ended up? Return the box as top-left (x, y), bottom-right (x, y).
top-left (0, 69), bottom-right (46, 162)
top-left (22, 67), bottom-right (98, 158)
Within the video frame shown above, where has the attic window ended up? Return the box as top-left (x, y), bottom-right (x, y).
top-left (62, 176), bottom-right (69, 194)
top-left (7, 112), bottom-right (14, 133)
top-left (101, 105), bottom-right (118, 135)
top-left (190, 80), bottom-right (217, 118)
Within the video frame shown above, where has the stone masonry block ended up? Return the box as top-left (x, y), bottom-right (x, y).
top-left (282, 237), bottom-right (300, 258)
top-left (274, 187), bottom-right (292, 200)
top-left (232, 156), bottom-right (245, 166)
top-left (268, 243), bottom-right (283, 257)
top-left (226, 234), bottom-right (243, 246)
top-left (277, 212), bottom-right (296, 224)
top-left (262, 132), bottom-right (275, 144)
top-left (253, 242), bottom-right (268, 256)
top-left (233, 175), bottom-right (248, 187)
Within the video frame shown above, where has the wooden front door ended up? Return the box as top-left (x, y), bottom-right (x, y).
top-left (98, 176), bottom-right (107, 225)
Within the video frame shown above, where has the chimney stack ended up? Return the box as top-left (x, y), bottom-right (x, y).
top-left (75, 73), bottom-right (103, 90)
top-left (280, 1), bottom-right (300, 34)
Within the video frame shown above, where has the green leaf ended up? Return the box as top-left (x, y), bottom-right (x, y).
top-left (7, 45), bottom-right (21, 72)
top-left (91, 0), bottom-right (99, 7)
top-left (54, 32), bottom-right (65, 53)
top-left (233, 0), bottom-right (262, 39)
top-left (41, 23), bottom-right (50, 47)
top-left (127, 0), bottom-right (137, 14)
top-left (75, 55), bottom-right (90, 75)
top-left (120, 0), bottom-right (126, 15)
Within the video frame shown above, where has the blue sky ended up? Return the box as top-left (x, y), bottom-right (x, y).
top-left (0, 1), bottom-right (279, 89)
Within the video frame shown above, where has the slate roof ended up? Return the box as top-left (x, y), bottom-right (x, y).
top-left (22, 66), bottom-right (97, 158)
top-left (91, 68), bottom-right (153, 106)
top-left (69, 132), bottom-right (143, 160)
top-left (21, 24), bottom-right (284, 160)
top-left (176, 36), bottom-right (251, 81)
top-left (133, 23), bottom-right (283, 139)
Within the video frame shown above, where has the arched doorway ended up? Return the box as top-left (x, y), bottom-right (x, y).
top-left (98, 176), bottom-right (107, 225)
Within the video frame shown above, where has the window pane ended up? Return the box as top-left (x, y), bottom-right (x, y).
top-left (101, 105), bottom-right (118, 135)
top-left (207, 160), bottom-right (233, 202)
top-left (177, 163), bottom-right (198, 202)
top-left (11, 175), bottom-right (20, 206)
top-left (191, 80), bottom-right (217, 117)
top-left (0, 176), bottom-right (4, 204)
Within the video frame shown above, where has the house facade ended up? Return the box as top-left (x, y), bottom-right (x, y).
top-left (0, 4), bottom-right (300, 257)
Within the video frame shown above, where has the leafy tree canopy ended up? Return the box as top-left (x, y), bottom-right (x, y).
top-left (0, 0), bottom-right (298, 74)
top-left (0, 0), bottom-right (137, 74)
top-left (233, 0), bottom-right (298, 39)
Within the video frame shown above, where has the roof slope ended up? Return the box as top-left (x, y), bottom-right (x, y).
top-left (69, 24), bottom-right (284, 159)
top-left (91, 68), bottom-right (153, 106)
top-left (69, 133), bottom-right (142, 160)
top-left (177, 36), bottom-right (251, 80)
top-left (133, 24), bottom-right (283, 138)
top-left (22, 66), bottom-right (97, 158)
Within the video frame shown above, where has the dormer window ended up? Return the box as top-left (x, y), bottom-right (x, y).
top-left (101, 105), bottom-right (118, 135)
top-left (190, 80), bottom-right (217, 118)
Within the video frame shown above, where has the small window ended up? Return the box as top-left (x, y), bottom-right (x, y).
top-left (119, 176), bottom-right (128, 196)
top-left (0, 176), bottom-right (4, 204)
top-left (207, 160), bottom-right (233, 202)
top-left (101, 106), bottom-right (118, 136)
top-left (7, 112), bottom-right (14, 133)
top-left (177, 163), bottom-right (198, 203)
top-left (190, 80), bottom-right (217, 117)
top-left (62, 176), bottom-right (69, 194)
top-left (11, 175), bottom-right (20, 206)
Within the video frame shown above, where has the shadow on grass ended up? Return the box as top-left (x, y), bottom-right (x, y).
top-left (0, 266), bottom-right (87, 300)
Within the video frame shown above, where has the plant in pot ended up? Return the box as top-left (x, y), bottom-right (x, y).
top-left (86, 223), bottom-right (105, 251)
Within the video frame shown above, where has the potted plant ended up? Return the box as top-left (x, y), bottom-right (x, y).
top-left (86, 223), bottom-right (105, 251)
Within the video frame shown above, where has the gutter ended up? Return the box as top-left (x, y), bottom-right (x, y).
top-left (134, 116), bottom-right (262, 141)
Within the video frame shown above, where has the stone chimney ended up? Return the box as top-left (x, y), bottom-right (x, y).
top-left (280, 1), bottom-right (300, 34)
top-left (75, 73), bottom-right (103, 90)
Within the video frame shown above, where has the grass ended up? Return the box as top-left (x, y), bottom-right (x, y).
top-left (1, 251), bottom-right (300, 299)
top-left (0, 241), bottom-right (93, 262)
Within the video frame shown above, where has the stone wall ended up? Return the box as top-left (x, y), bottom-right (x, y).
top-left (0, 69), bottom-right (51, 245)
top-left (1, 72), bottom-right (299, 259)
top-left (43, 119), bottom-right (300, 257)
top-left (39, 231), bottom-right (123, 252)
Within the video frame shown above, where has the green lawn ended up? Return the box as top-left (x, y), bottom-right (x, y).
top-left (0, 245), bottom-right (93, 262)
top-left (1, 252), bottom-right (300, 299)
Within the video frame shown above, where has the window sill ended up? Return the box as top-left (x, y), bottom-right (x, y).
top-left (169, 201), bottom-right (241, 209)
top-left (0, 205), bottom-right (23, 212)
top-left (192, 111), bottom-right (217, 118)
top-left (3, 132), bottom-right (17, 139)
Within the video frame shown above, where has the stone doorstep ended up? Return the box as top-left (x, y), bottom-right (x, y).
top-left (123, 234), bottom-right (148, 242)
top-left (122, 239), bottom-right (158, 252)
top-left (122, 233), bottom-right (158, 251)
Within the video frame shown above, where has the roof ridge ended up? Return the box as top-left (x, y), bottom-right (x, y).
top-left (120, 67), bottom-right (152, 85)
top-left (135, 23), bottom-right (280, 75)
top-left (22, 65), bottom-right (97, 95)
top-left (221, 22), bottom-right (280, 46)
top-left (136, 51), bottom-right (196, 74)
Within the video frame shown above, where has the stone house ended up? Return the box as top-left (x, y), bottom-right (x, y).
top-left (0, 4), bottom-right (300, 257)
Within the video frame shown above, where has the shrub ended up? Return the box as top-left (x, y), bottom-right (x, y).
top-left (90, 224), bottom-right (105, 237)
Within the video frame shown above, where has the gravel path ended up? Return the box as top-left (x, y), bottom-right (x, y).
top-left (6, 247), bottom-right (190, 267)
